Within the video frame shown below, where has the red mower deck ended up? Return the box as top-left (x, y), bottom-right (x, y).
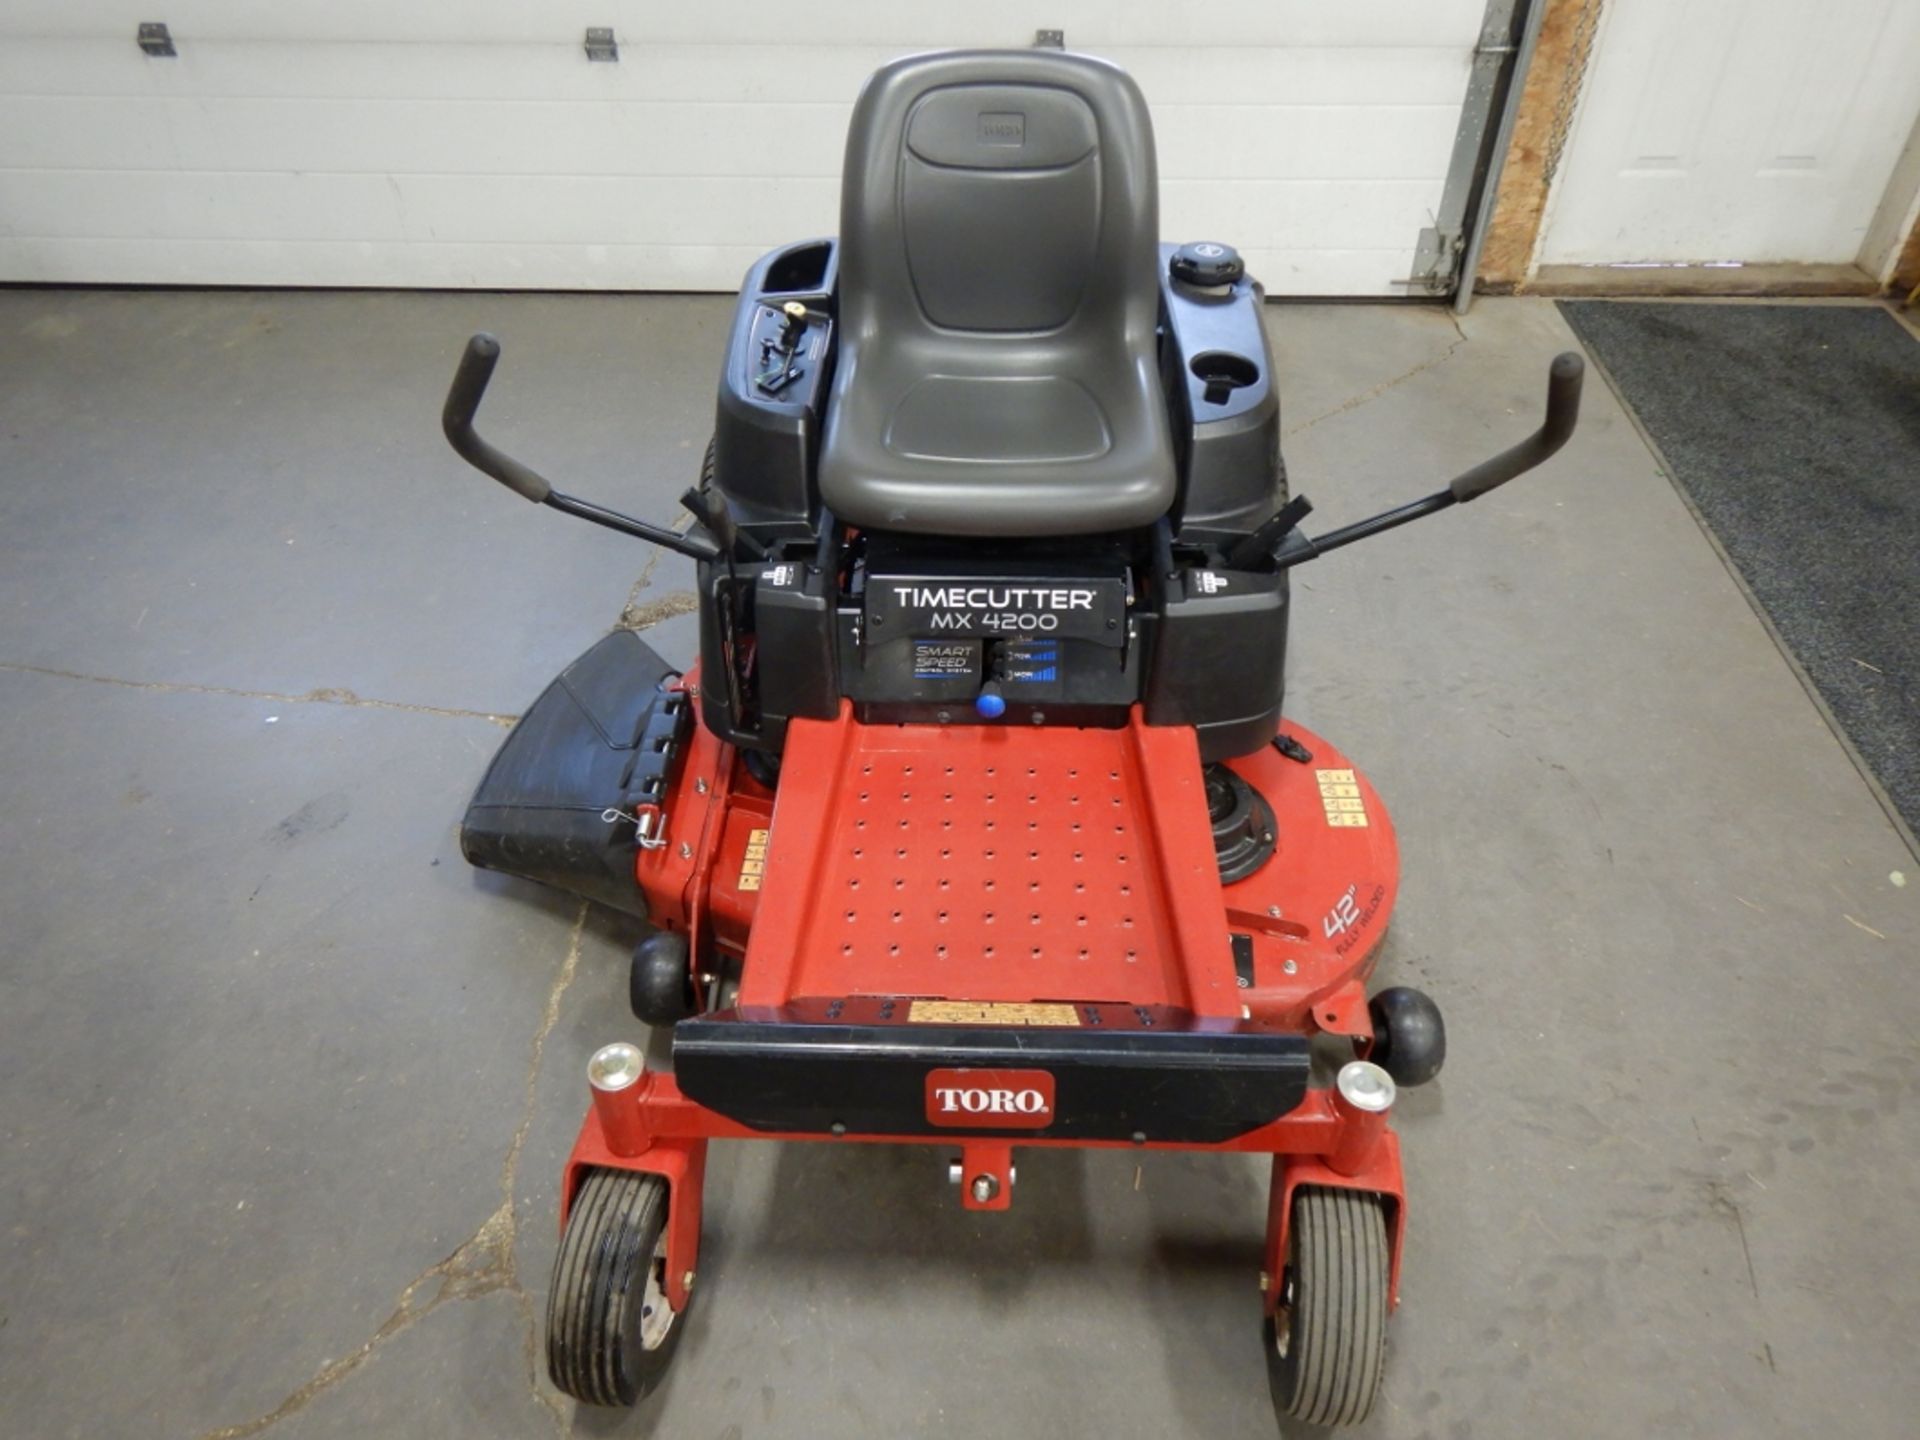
top-left (563, 684), bottom-right (1407, 1316)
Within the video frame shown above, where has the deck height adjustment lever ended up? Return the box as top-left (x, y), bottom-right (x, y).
top-left (755, 301), bottom-right (814, 395)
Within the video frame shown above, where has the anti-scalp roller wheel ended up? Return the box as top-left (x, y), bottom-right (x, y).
top-left (1368, 986), bottom-right (1446, 1087)
top-left (630, 932), bottom-right (696, 1027)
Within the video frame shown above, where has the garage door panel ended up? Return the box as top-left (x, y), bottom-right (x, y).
top-left (0, 56), bottom-right (1468, 181)
top-left (0, 235), bottom-right (1427, 298)
top-left (0, 235), bottom-right (803, 289)
top-left (1123, 47), bottom-right (1472, 107)
top-left (1164, 179), bottom-right (1445, 252)
top-left (0, 41), bottom-right (894, 106)
top-left (209, 100), bottom-right (849, 180)
top-left (1, 96), bottom-right (853, 180)
top-left (1239, 246), bottom-right (1424, 295)
top-left (0, 97), bottom-right (186, 172)
top-left (0, 170), bottom-right (838, 250)
top-left (1154, 105), bottom-right (1459, 183)
top-left (0, 41), bottom-right (1476, 110)
top-left (2, 169), bottom-right (1434, 270)
top-left (391, 175), bottom-right (837, 248)
top-left (2, 2), bottom-right (1487, 51)
top-left (0, 6), bottom-right (1486, 293)
top-left (0, 171), bottom-right (407, 244)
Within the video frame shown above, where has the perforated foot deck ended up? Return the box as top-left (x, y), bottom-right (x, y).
top-left (734, 711), bottom-right (1243, 1016)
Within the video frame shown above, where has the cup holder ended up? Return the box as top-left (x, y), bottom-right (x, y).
top-left (764, 240), bottom-right (833, 294)
top-left (1189, 351), bottom-right (1260, 406)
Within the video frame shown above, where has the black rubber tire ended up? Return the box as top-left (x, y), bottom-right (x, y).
top-left (1368, 986), bottom-right (1446, 1087)
top-left (1265, 1187), bottom-right (1389, 1429)
top-left (699, 435), bottom-right (716, 494)
top-left (547, 1168), bottom-right (687, 1407)
top-left (630, 931), bottom-right (695, 1027)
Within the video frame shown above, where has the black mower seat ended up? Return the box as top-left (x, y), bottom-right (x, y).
top-left (818, 50), bottom-right (1175, 538)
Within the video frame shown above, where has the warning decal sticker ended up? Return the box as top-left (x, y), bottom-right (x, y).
top-left (1315, 769), bottom-right (1369, 828)
top-left (737, 827), bottom-right (770, 891)
top-left (907, 1000), bottom-right (1082, 1027)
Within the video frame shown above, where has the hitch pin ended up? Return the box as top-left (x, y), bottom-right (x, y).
top-left (603, 806), bottom-right (669, 851)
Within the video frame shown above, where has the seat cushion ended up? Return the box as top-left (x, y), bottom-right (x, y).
top-left (886, 376), bottom-right (1109, 464)
top-left (821, 347), bottom-right (1175, 535)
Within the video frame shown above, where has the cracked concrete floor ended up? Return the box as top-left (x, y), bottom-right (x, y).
top-left (2, 290), bottom-right (1916, 1440)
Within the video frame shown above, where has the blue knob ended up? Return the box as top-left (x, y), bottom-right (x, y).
top-left (974, 682), bottom-right (1006, 719)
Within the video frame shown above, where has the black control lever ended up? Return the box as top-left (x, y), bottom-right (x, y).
top-left (1224, 494), bottom-right (1314, 569)
top-left (1446, 350), bottom-right (1586, 503)
top-left (442, 334), bottom-right (720, 563)
top-left (680, 485), bottom-right (766, 562)
top-left (1272, 352), bottom-right (1584, 571)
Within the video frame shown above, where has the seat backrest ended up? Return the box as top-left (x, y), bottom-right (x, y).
top-left (839, 49), bottom-right (1160, 352)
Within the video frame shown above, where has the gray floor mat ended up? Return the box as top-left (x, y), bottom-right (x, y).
top-left (1560, 301), bottom-right (1920, 837)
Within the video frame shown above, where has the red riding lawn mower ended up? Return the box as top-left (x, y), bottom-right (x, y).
top-left (441, 49), bottom-right (1581, 1431)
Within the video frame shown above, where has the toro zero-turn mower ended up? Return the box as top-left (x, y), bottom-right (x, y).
top-left (440, 49), bottom-right (1581, 1429)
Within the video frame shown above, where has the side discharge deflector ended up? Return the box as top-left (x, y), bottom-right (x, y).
top-left (461, 630), bottom-right (684, 915)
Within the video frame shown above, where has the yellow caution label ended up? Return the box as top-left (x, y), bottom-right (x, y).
top-left (907, 1000), bottom-right (1082, 1027)
top-left (1315, 769), bottom-right (1369, 828)
top-left (737, 827), bottom-right (770, 892)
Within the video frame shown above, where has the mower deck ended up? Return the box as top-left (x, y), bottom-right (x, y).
top-left (659, 708), bottom-right (1402, 1146)
top-left (562, 688), bottom-right (1409, 1314)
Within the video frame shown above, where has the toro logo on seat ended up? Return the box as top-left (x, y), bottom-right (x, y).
top-left (925, 1068), bottom-right (1056, 1129)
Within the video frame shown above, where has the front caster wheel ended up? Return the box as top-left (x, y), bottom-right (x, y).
top-left (547, 1168), bottom-right (689, 1406)
top-left (1266, 1186), bottom-right (1389, 1429)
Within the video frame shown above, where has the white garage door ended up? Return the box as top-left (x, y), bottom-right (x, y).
top-left (0, 2), bottom-right (1486, 296)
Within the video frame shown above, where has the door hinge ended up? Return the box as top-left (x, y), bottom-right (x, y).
top-left (1403, 226), bottom-right (1464, 295)
top-left (137, 22), bottom-right (176, 58)
top-left (584, 27), bottom-right (618, 63)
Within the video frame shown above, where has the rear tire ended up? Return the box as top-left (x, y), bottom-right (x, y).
top-left (1265, 1186), bottom-right (1389, 1429)
top-left (547, 1168), bottom-right (688, 1406)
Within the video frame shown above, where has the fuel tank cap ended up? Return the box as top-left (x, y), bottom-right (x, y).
top-left (1170, 241), bottom-right (1244, 288)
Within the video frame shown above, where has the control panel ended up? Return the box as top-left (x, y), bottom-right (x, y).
top-left (845, 555), bottom-right (1139, 726)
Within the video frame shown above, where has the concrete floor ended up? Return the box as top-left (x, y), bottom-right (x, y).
top-left (1, 289), bottom-right (1915, 1440)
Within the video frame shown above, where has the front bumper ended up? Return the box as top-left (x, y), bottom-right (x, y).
top-left (672, 999), bottom-right (1311, 1143)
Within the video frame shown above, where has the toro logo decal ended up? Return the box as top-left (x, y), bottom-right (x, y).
top-left (925, 1068), bottom-right (1056, 1129)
